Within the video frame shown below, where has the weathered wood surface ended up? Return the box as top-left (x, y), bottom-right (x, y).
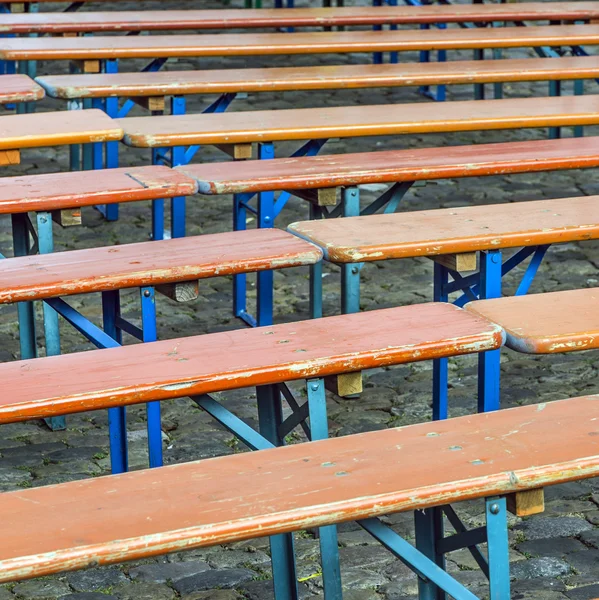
top-left (0, 109), bottom-right (122, 150)
top-left (2, 3), bottom-right (599, 33)
top-left (287, 196), bottom-right (599, 263)
top-left (0, 74), bottom-right (44, 105)
top-left (0, 303), bottom-right (503, 424)
top-left (0, 229), bottom-right (322, 303)
top-left (181, 136), bottom-right (599, 195)
top-left (0, 166), bottom-right (196, 214)
top-left (3, 25), bottom-right (599, 61)
top-left (37, 56), bottom-right (599, 99)
top-left (120, 94), bottom-right (599, 148)
top-left (466, 288), bottom-right (599, 354)
top-left (0, 395), bottom-right (597, 583)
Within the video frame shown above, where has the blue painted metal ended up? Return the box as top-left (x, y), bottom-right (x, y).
top-left (309, 204), bottom-right (324, 319)
top-left (256, 384), bottom-right (299, 600)
top-left (140, 286), bottom-right (163, 468)
top-left (476, 250), bottom-right (502, 414)
top-left (360, 518), bottom-right (478, 600)
top-left (432, 262), bottom-right (449, 421)
top-left (442, 505), bottom-right (488, 577)
top-left (233, 190), bottom-right (249, 323)
top-left (101, 290), bottom-right (128, 475)
top-left (168, 95), bottom-right (187, 240)
top-left (341, 187), bottom-right (361, 315)
top-left (257, 142), bottom-right (276, 327)
top-left (10, 214), bottom-right (37, 361)
top-left (414, 508), bottom-right (446, 600)
top-left (372, 0), bottom-right (383, 64)
top-left (36, 212), bottom-right (65, 431)
top-left (514, 245), bottom-right (548, 296)
top-left (102, 59), bottom-right (120, 222)
top-left (360, 181), bottom-right (413, 216)
top-left (306, 378), bottom-right (342, 600)
top-left (486, 498), bottom-right (510, 599)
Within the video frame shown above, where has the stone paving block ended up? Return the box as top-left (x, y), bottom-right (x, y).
top-left (173, 569), bottom-right (255, 596)
top-left (66, 567), bottom-right (128, 593)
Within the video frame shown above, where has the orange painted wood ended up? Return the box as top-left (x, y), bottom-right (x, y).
top-left (37, 56), bottom-right (599, 100)
top-left (0, 229), bottom-right (322, 303)
top-left (181, 136), bottom-right (599, 196)
top-left (0, 74), bottom-right (44, 104)
top-left (0, 109), bottom-right (122, 151)
top-left (0, 394), bottom-right (597, 583)
top-left (0, 166), bottom-right (196, 214)
top-left (466, 288), bottom-right (599, 354)
top-left (2, 25), bottom-right (599, 61)
top-left (287, 196), bottom-right (599, 263)
top-left (1, 3), bottom-right (599, 33)
top-left (120, 94), bottom-right (599, 148)
top-left (0, 303), bottom-right (503, 424)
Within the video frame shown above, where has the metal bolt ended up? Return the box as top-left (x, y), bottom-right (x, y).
top-left (351, 267), bottom-right (359, 275)
top-left (143, 290), bottom-right (151, 297)
top-left (489, 503), bottom-right (500, 515)
top-left (491, 253), bottom-right (501, 264)
top-left (310, 383), bottom-right (319, 391)
top-left (263, 216), bottom-right (271, 224)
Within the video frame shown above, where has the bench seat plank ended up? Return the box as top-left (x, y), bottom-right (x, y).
top-left (0, 166), bottom-right (196, 214)
top-left (0, 109), bottom-right (122, 150)
top-left (2, 25), bottom-right (599, 61)
top-left (0, 394), bottom-right (597, 582)
top-left (37, 56), bottom-right (599, 100)
top-left (0, 74), bottom-right (44, 105)
top-left (0, 303), bottom-right (503, 424)
top-left (466, 288), bottom-right (599, 354)
top-left (287, 196), bottom-right (599, 263)
top-left (181, 136), bottom-right (599, 195)
top-left (2, 3), bottom-right (599, 34)
top-left (119, 94), bottom-right (599, 147)
top-left (0, 229), bottom-right (321, 302)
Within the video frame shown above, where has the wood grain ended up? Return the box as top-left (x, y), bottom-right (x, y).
top-left (0, 74), bottom-right (44, 105)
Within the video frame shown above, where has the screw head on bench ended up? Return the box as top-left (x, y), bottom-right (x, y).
top-left (489, 503), bottom-right (500, 515)
top-left (310, 382), bottom-right (319, 391)
top-left (143, 290), bottom-right (151, 297)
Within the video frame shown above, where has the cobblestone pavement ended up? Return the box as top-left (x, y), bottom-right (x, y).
top-left (1, 1), bottom-right (599, 598)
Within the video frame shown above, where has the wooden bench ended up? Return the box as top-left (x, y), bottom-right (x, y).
top-left (1, 227), bottom-right (321, 467)
top-left (287, 195), bottom-right (599, 418)
top-left (0, 393), bottom-right (596, 600)
top-left (466, 287), bottom-right (599, 354)
top-left (2, 3), bottom-right (599, 34)
top-left (0, 74), bottom-right (44, 105)
top-left (0, 301), bottom-right (502, 597)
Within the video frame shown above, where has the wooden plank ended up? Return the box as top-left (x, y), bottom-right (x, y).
top-left (51, 208), bottom-right (81, 227)
top-left (287, 196), bottom-right (599, 263)
top-left (3, 25), bottom-right (599, 61)
top-left (0, 229), bottom-right (322, 303)
top-left (37, 56), bottom-right (599, 100)
top-left (507, 488), bottom-right (545, 517)
top-left (180, 136), bottom-right (599, 196)
top-left (215, 143), bottom-right (253, 160)
top-left (0, 166), bottom-right (197, 214)
top-left (119, 94), bottom-right (599, 148)
top-left (291, 187), bottom-right (337, 207)
top-left (1, 4), bottom-right (599, 33)
top-left (466, 288), bottom-right (599, 355)
top-left (0, 74), bottom-right (45, 105)
top-left (0, 109), bottom-right (122, 151)
top-left (132, 96), bottom-right (165, 112)
top-left (0, 303), bottom-right (503, 424)
top-left (431, 253), bottom-right (477, 273)
top-left (0, 395), bottom-right (597, 583)
top-left (155, 281), bottom-right (199, 303)
top-left (325, 372), bottom-right (362, 397)
top-left (0, 150), bottom-right (20, 167)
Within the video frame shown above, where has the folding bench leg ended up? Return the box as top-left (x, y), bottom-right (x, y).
top-left (102, 290), bottom-right (128, 474)
top-left (340, 187), bottom-right (361, 315)
top-left (486, 497), bottom-right (510, 599)
top-left (256, 385), bottom-right (299, 600)
top-left (432, 262), bottom-right (449, 421)
top-left (309, 205), bottom-right (324, 319)
top-left (170, 96), bottom-right (188, 240)
top-left (307, 378), bottom-right (342, 600)
top-left (415, 507), bottom-right (446, 600)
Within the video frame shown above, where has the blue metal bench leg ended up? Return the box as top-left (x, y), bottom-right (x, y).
top-left (309, 204), bottom-right (324, 319)
top-left (548, 80), bottom-right (562, 140)
top-left (307, 378), bottom-right (342, 599)
top-left (102, 290), bottom-right (128, 474)
top-left (256, 384), bottom-right (299, 600)
top-left (140, 286), bottom-right (163, 468)
top-left (10, 214), bottom-right (37, 361)
top-left (102, 59), bottom-right (120, 222)
top-left (574, 79), bottom-right (585, 138)
top-left (257, 142), bottom-right (275, 327)
top-left (170, 95), bottom-right (188, 240)
top-left (341, 187), bottom-right (361, 315)
top-left (486, 497), bottom-right (510, 599)
top-left (415, 507), bottom-right (446, 600)
top-left (233, 192), bottom-right (248, 320)
top-left (477, 250), bottom-right (502, 413)
top-left (432, 262), bottom-right (449, 421)
top-left (37, 212), bottom-right (65, 431)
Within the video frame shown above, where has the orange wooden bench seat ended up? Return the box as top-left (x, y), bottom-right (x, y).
top-left (466, 288), bottom-right (599, 354)
top-left (0, 394), bottom-right (596, 600)
top-left (0, 74), bottom-right (44, 105)
top-left (2, 3), bottom-right (598, 34)
top-left (37, 56), bottom-right (599, 101)
top-left (2, 24), bottom-right (599, 62)
top-left (0, 228), bottom-right (321, 303)
top-left (118, 94), bottom-right (599, 149)
top-left (181, 136), bottom-right (599, 197)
